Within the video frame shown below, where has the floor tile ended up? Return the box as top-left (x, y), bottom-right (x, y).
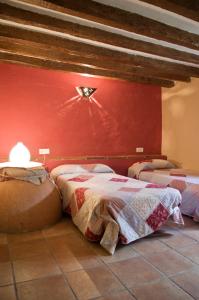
top-left (65, 265), bottom-right (124, 299)
top-left (42, 218), bottom-right (76, 238)
top-left (165, 220), bottom-right (184, 229)
top-left (172, 268), bottom-right (199, 300)
top-left (132, 239), bottom-right (169, 255)
top-left (109, 256), bottom-right (162, 288)
top-left (54, 252), bottom-right (84, 273)
top-left (87, 241), bottom-right (109, 257)
top-left (97, 290), bottom-right (136, 300)
top-left (9, 239), bottom-right (50, 260)
top-left (158, 223), bottom-right (180, 235)
top-left (0, 285), bottom-right (17, 300)
top-left (181, 216), bottom-right (198, 227)
top-left (181, 228), bottom-right (199, 241)
top-left (7, 231), bottom-right (43, 245)
top-left (1, 217), bottom-right (198, 300)
top-left (47, 234), bottom-right (102, 272)
top-left (0, 245), bottom-right (10, 262)
top-left (149, 227), bottom-right (181, 243)
top-left (47, 232), bottom-right (92, 253)
top-left (46, 234), bottom-right (75, 253)
top-left (47, 235), bottom-right (87, 271)
top-left (156, 229), bottom-right (181, 242)
top-left (0, 233), bottom-right (8, 245)
top-left (137, 231), bottom-right (171, 243)
top-left (178, 217), bottom-right (199, 241)
top-left (17, 275), bottom-right (75, 300)
top-left (0, 262), bottom-right (13, 286)
top-left (13, 253), bottom-right (61, 283)
top-left (56, 249), bottom-right (102, 272)
top-left (95, 243), bottom-right (139, 264)
top-left (145, 248), bottom-right (194, 276)
top-left (131, 278), bottom-right (193, 300)
top-left (161, 233), bottom-right (198, 249)
top-left (177, 243), bottom-right (199, 264)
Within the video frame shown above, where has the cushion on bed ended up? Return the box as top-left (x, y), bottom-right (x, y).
top-left (90, 164), bottom-right (115, 173)
top-left (50, 163), bottom-right (114, 180)
top-left (128, 159), bottom-right (175, 179)
top-left (152, 159), bottom-right (175, 169)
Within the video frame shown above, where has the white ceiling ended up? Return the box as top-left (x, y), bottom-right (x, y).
top-left (96, 0), bottom-right (199, 34)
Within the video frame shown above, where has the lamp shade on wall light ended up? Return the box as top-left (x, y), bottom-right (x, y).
top-left (76, 87), bottom-right (97, 98)
top-left (9, 142), bottom-right (31, 165)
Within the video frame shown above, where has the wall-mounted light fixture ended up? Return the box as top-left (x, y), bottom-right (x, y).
top-left (76, 87), bottom-right (97, 98)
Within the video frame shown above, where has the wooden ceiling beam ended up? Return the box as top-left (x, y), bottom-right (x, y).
top-left (0, 52), bottom-right (174, 87)
top-left (19, 0), bottom-right (199, 50)
top-left (0, 3), bottom-right (198, 65)
top-left (139, 0), bottom-right (199, 22)
top-left (0, 36), bottom-right (190, 82)
top-left (0, 24), bottom-right (198, 78)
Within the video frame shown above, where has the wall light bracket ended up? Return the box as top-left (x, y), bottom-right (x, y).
top-left (76, 87), bottom-right (97, 98)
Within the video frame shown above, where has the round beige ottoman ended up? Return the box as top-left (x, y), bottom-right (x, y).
top-left (0, 167), bottom-right (62, 233)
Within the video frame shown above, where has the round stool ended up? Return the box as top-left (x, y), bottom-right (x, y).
top-left (0, 166), bottom-right (62, 233)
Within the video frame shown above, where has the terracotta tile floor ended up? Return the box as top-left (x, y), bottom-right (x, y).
top-left (0, 216), bottom-right (199, 300)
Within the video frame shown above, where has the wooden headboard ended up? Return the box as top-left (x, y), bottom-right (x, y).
top-left (45, 154), bottom-right (167, 176)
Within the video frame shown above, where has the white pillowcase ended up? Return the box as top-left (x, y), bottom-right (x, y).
top-left (91, 164), bottom-right (115, 173)
top-left (128, 159), bottom-right (175, 179)
top-left (152, 159), bottom-right (175, 169)
top-left (50, 163), bottom-right (114, 180)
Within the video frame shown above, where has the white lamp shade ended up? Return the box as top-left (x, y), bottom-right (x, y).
top-left (9, 142), bottom-right (31, 165)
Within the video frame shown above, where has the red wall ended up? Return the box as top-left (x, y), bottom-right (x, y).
top-left (0, 63), bottom-right (162, 160)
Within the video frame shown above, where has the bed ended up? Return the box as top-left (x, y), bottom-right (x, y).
top-left (128, 159), bottom-right (199, 222)
top-left (51, 163), bottom-right (183, 254)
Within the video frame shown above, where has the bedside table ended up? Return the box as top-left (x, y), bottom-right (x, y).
top-left (0, 164), bottom-right (62, 233)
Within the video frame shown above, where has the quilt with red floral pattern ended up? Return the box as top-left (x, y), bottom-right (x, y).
top-left (54, 172), bottom-right (182, 254)
top-left (129, 166), bottom-right (199, 222)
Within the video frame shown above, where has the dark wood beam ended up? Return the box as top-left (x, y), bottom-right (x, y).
top-left (0, 52), bottom-right (174, 87)
top-left (0, 3), bottom-right (198, 65)
top-left (139, 0), bottom-right (199, 22)
top-left (0, 36), bottom-right (190, 82)
top-left (0, 24), bottom-right (198, 78)
top-left (19, 0), bottom-right (199, 50)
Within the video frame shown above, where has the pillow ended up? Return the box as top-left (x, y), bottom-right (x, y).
top-left (50, 163), bottom-right (114, 180)
top-left (50, 164), bottom-right (85, 181)
top-left (152, 159), bottom-right (175, 169)
top-left (128, 159), bottom-right (175, 179)
top-left (86, 164), bottom-right (114, 174)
